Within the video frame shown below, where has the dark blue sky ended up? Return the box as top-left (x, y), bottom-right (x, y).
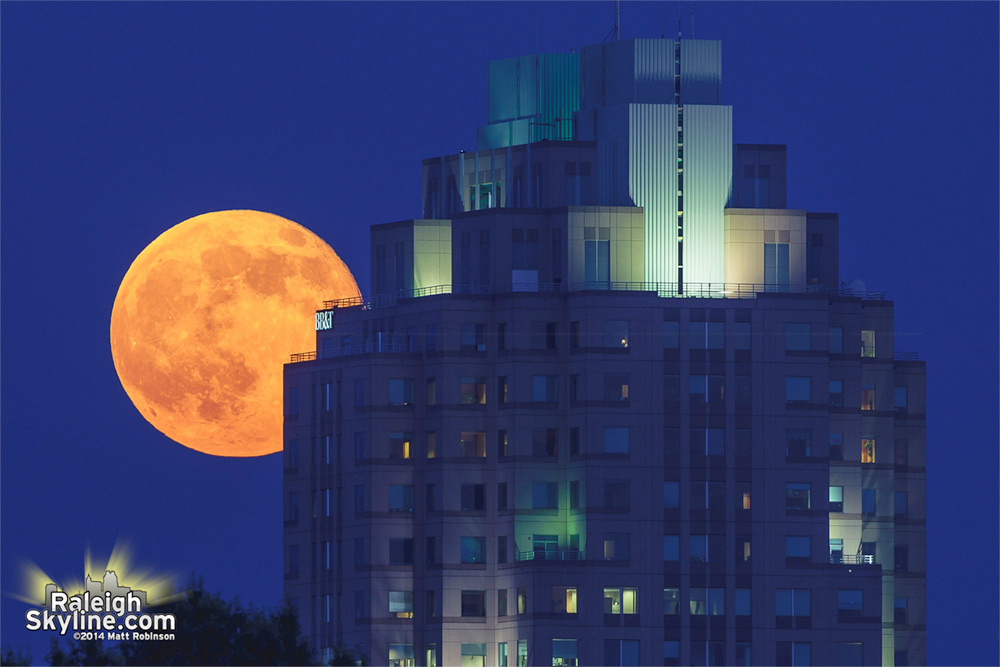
top-left (2, 3), bottom-right (997, 664)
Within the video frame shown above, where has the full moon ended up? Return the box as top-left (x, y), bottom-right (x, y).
top-left (110, 210), bottom-right (360, 457)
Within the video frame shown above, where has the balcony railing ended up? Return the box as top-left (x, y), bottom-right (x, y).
top-left (831, 554), bottom-right (875, 565)
top-left (515, 548), bottom-right (583, 562)
top-left (893, 352), bottom-right (919, 361)
top-left (317, 282), bottom-right (888, 312)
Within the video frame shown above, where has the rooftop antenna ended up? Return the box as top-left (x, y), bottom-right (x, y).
top-left (615, 0), bottom-right (621, 41)
top-left (690, 1), bottom-right (695, 38)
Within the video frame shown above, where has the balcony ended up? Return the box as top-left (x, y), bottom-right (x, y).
top-left (515, 548), bottom-right (583, 562)
top-left (831, 554), bottom-right (875, 565)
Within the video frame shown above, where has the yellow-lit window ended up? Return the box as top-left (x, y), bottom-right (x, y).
top-left (742, 493), bottom-right (752, 510)
top-left (603, 587), bottom-right (638, 614)
top-left (552, 587), bottom-right (578, 614)
top-left (861, 438), bottom-right (876, 464)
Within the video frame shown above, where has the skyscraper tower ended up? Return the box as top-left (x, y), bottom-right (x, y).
top-left (283, 33), bottom-right (925, 667)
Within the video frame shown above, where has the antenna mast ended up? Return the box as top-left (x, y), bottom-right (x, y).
top-left (615, 0), bottom-right (621, 41)
top-left (690, 1), bottom-right (694, 38)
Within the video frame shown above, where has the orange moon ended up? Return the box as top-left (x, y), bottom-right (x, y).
top-left (110, 210), bottom-right (359, 457)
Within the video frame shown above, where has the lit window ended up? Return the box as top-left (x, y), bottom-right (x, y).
top-left (664, 588), bottom-right (680, 615)
top-left (860, 329), bottom-right (875, 357)
top-left (388, 591), bottom-right (413, 618)
top-left (388, 379), bottom-right (414, 406)
top-left (460, 431), bottom-right (486, 457)
top-left (603, 533), bottom-right (630, 561)
top-left (603, 320), bottom-right (629, 348)
top-left (861, 383), bottom-right (875, 411)
top-left (426, 431), bottom-right (436, 459)
top-left (552, 639), bottom-right (578, 667)
top-left (552, 587), bottom-right (577, 614)
top-left (461, 377), bottom-right (487, 404)
top-left (829, 486), bottom-right (844, 513)
top-left (603, 587), bottom-right (637, 614)
top-left (786, 483), bottom-right (812, 510)
top-left (689, 588), bottom-right (724, 615)
top-left (776, 589), bottom-right (811, 617)
top-left (389, 432), bottom-right (412, 459)
top-left (460, 537), bottom-right (485, 564)
top-left (861, 438), bottom-right (876, 463)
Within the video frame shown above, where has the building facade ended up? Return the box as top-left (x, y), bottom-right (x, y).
top-left (283, 36), bottom-right (925, 667)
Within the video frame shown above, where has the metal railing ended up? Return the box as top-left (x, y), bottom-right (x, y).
top-left (893, 352), bottom-right (919, 361)
top-left (831, 554), bottom-right (875, 565)
top-left (316, 282), bottom-right (888, 312)
top-left (515, 548), bottom-right (584, 562)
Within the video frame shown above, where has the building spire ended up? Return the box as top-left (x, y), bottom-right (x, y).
top-left (614, 0), bottom-right (621, 40)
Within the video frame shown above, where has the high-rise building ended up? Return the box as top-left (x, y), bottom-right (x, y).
top-left (283, 35), bottom-right (925, 667)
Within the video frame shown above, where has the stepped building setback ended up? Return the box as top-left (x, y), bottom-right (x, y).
top-left (283, 34), bottom-right (925, 667)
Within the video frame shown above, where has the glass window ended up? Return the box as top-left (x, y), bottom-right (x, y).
top-left (603, 427), bottom-right (629, 453)
top-left (532, 375), bottom-right (558, 402)
top-left (603, 373), bottom-right (630, 401)
top-left (689, 534), bottom-right (708, 562)
top-left (861, 329), bottom-right (875, 357)
top-left (786, 483), bottom-right (811, 510)
top-left (663, 320), bottom-right (680, 348)
top-left (663, 535), bottom-right (679, 561)
top-left (389, 591), bottom-right (413, 618)
top-left (829, 486), bottom-right (844, 513)
top-left (664, 588), bottom-right (680, 615)
top-left (862, 489), bottom-right (876, 515)
top-left (603, 320), bottom-right (629, 348)
top-left (552, 587), bottom-right (578, 614)
top-left (785, 323), bottom-right (810, 350)
top-left (461, 484), bottom-right (485, 511)
top-left (461, 377), bottom-right (487, 404)
top-left (829, 326), bottom-right (843, 354)
top-left (388, 484), bottom-right (414, 512)
top-left (894, 386), bottom-right (907, 411)
top-left (532, 482), bottom-right (558, 509)
top-left (734, 321), bottom-right (751, 350)
top-left (785, 536), bottom-right (811, 558)
top-left (862, 438), bottom-right (876, 464)
top-left (735, 589), bottom-right (751, 615)
top-left (459, 595), bottom-right (485, 624)
top-left (861, 383), bottom-right (875, 411)
top-left (837, 643), bottom-right (863, 667)
top-left (603, 587), bottom-right (637, 614)
top-left (829, 379), bottom-right (844, 407)
top-left (388, 538), bottom-right (412, 565)
top-left (532, 428), bottom-right (558, 456)
top-left (776, 641), bottom-right (810, 667)
top-left (461, 323), bottom-right (486, 351)
top-left (735, 643), bottom-right (752, 667)
top-left (426, 431), bottom-right (436, 459)
top-left (552, 639), bottom-right (578, 667)
top-left (460, 431), bottom-right (486, 457)
top-left (894, 491), bottom-right (908, 518)
top-left (460, 537), bottom-right (485, 564)
top-left (426, 378), bottom-right (436, 405)
top-left (785, 377), bottom-right (811, 403)
top-left (354, 485), bottom-right (366, 513)
top-left (603, 533), bottom-right (630, 561)
top-left (663, 481), bottom-right (679, 508)
top-left (786, 430), bottom-right (812, 458)
top-left (829, 433), bottom-right (843, 460)
top-left (776, 589), bottom-right (811, 617)
top-left (389, 432), bottom-right (412, 459)
top-left (388, 379), bottom-right (414, 406)
top-left (497, 535), bottom-right (507, 564)
top-left (518, 640), bottom-right (528, 667)
top-left (690, 588), bottom-right (724, 616)
top-left (497, 589), bottom-right (508, 617)
top-left (604, 481), bottom-right (629, 509)
top-left (894, 597), bottom-right (907, 625)
top-left (838, 589), bottom-right (863, 616)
